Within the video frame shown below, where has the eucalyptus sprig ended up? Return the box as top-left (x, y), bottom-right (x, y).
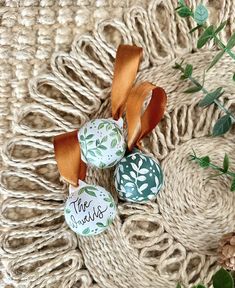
top-left (177, 267), bottom-right (234, 288)
top-left (190, 150), bottom-right (235, 192)
top-left (176, 0), bottom-right (235, 71)
top-left (173, 61), bottom-right (235, 136)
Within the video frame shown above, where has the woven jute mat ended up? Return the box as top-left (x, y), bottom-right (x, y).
top-left (0, 0), bottom-right (235, 287)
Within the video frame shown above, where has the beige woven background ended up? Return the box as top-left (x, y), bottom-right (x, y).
top-left (0, 0), bottom-right (235, 287)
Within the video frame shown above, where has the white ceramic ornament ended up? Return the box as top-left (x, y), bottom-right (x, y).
top-left (64, 181), bottom-right (116, 236)
top-left (78, 118), bottom-right (126, 169)
top-left (114, 149), bottom-right (164, 203)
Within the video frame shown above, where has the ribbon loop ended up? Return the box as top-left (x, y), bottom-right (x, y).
top-left (111, 45), bottom-right (143, 120)
top-left (126, 82), bottom-right (167, 151)
top-left (53, 131), bottom-right (87, 186)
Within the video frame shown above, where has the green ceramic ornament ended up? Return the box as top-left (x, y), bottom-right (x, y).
top-left (114, 149), bottom-right (163, 203)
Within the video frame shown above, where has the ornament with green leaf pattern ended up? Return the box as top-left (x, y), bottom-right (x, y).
top-left (78, 118), bottom-right (126, 168)
top-left (115, 150), bottom-right (164, 203)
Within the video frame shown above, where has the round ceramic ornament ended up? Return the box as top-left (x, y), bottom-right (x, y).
top-left (114, 149), bottom-right (163, 203)
top-left (78, 118), bottom-right (126, 169)
top-left (64, 181), bottom-right (116, 236)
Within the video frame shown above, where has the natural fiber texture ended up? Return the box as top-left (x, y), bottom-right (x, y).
top-left (0, 0), bottom-right (235, 288)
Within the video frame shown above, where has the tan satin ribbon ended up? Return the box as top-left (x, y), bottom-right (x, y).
top-left (53, 131), bottom-right (87, 186)
top-left (53, 44), bottom-right (143, 186)
top-left (111, 44), bottom-right (143, 120)
top-left (126, 82), bottom-right (167, 151)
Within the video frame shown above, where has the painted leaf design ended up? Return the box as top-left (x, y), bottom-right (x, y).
top-left (88, 150), bottom-right (96, 157)
top-left (104, 197), bottom-right (111, 202)
top-left (82, 227), bottom-right (90, 235)
top-left (130, 162), bottom-right (138, 171)
top-left (139, 183), bottom-right (148, 192)
top-left (86, 134), bottom-right (94, 140)
top-left (96, 222), bottom-right (105, 228)
top-left (86, 189), bottom-right (96, 197)
top-left (111, 138), bottom-right (117, 148)
top-left (99, 145), bottom-right (107, 150)
top-left (101, 136), bottom-right (108, 143)
top-left (98, 123), bottom-right (105, 129)
top-left (139, 168), bottom-right (149, 174)
top-left (138, 159), bottom-right (143, 167)
top-left (87, 140), bottom-right (94, 146)
top-left (65, 208), bottom-right (71, 214)
top-left (80, 135), bottom-right (85, 141)
top-left (116, 150), bottom-right (123, 156)
top-left (155, 176), bottom-right (159, 187)
top-left (84, 128), bottom-right (87, 134)
top-left (123, 174), bottom-right (131, 181)
top-left (130, 171), bottom-right (136, 178)
top-left (137, 175), bottom-right (146, 181)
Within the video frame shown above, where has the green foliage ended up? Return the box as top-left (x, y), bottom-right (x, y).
top-left (213, 115), bottom-right (232, 136)
top-left (226, 32), bottom-right (235, 50)
top-left (190, 151), bottom-right (235, 192)
top-left (223, 154), bottom-right (229, 172)
top-left (197, 25), bottom-right (214, 48)
top-left (175, 1), bottom-right (235, 68)
top-left (207, 50), bottom-right (225, 71)
top-left (198, 87), bottom-right (224, 107)
top-left (213, 268), bottom-right (234, 288)
top-left (174, 62), bottom-right (235, 136)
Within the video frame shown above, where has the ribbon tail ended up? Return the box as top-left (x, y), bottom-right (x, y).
top-left (126, 82), bottom-right (167, 151)
top-left (111, 44), bottom-right (143, 120)
top-left (53, 130), bottom-right (87, 186)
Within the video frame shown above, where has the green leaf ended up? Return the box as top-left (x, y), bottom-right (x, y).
top-left (184, 85), bottom-right (202, 93)
top-left (184, 64), bottom-right (193, 78)
top-left (190, 25), bottom-right (203, 34)
top-left (96, 222), bottom-right (105, 227)
top-left (79, 135), bottom-right (85, 141)
top-left (223, 153), bottom-right (229, 172)
top-left (98, 123), bottom-right (105, 129)
top-left (88, 150), bottom-right (96, 157)
top-left (65, 208), bottom-right (71, 214)
top-left (104, 197), bottom-right (111, 202)
top-left (193, 285), bottom-right (206, 288)
top-left (176, 284), bottom-right (181, 288)
top-left (207, 50), bottom-right (225, 70)
top-left (198, 87), bottom-right (224, 107)
top-left (116, 150), bottom-right (124, 156)
top-left (194, 4), bottom-right (208, 25)
top-left (233, 72), bottom-right (235, 82)
top-left (197, 25), bottom-right (214, 48)
top-left (231, 178), bottom-right (235, 191)
top-left (213, 268), bottom-right (234, 288)
top-left (178, 0), bottom-right (185, 5)
top-left (99, 145), bottom-right (107, 150)
top-left (226, 32), bottom-right (235, 49)
top-left (96, 149), bottom-right (102, 156)
top-left (86, 189), bottom-right (96, 197)
top-left (215, 20), bottom-right (227, 34)
top-left (86, 134), bottom-right (94, 140)
top-left (111, 138), bottom-right (118, 148)
top-left (212, 115), bottom-right (232, 136)
top-left (101, 136), bottom-right (108, 143)
top-left (84, 127), bottom-right (87, 135)
top-left (177, 6), bottom-right (193, 17)
top-left (82, 227), bottom-right (90, 235)
top-left (199, 156), bottom-right (210, 168)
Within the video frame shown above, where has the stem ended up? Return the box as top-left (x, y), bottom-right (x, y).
top-left (191, 154), bottom-right (235, 178)
top-left (175, 63), bottom-right (235, 123)
top-left (213, 35), bottom-right (235, 61)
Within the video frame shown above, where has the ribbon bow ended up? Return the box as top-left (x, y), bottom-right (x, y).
top-left (54, 45), bottom-right (167, 186)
